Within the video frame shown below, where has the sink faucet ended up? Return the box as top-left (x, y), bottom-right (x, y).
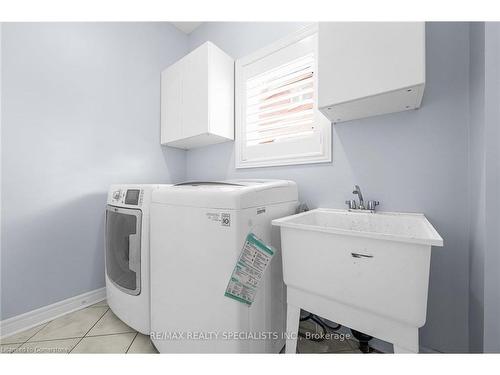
top-left (352, 185), bottom-right (365, 209)
top-left (345, 185), bottom-right (379, 213)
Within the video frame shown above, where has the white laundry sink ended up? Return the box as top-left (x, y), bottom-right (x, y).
top-left (272, 208), bottom-right (443, 353)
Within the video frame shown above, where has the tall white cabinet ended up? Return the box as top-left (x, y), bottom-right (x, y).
top-left (161, 42), bottom-right (234, 149)
top-left (318, 22), bottom-right (426, 123)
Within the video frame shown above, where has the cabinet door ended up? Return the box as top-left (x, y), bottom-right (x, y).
top-left (161, 63), bottom-right (182, 144)
top-left (319, 22), bottom-right (425, 106)
top-left (181, 44), bottom-right (209, 139)
top-left (208, 43), bottom-right (235, 139)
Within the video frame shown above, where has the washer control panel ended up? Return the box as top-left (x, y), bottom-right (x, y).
top-left (110, 188), bottom-right (144, 207)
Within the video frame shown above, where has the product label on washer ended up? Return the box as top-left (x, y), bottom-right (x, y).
top-left (206, 212), bottom-right (231, 226)
top-left (224, 233), bottom-right (275, 306)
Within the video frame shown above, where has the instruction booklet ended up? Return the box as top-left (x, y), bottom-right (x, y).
top-left (224, 233), bottom-right (275, 306)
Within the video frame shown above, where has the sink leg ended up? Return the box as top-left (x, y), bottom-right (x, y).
top-left (393, 328), bottom-right (419, 353)
top-left (393, 345), bottom-right (417, 353)
top-left (285, 304), bottom-right (300, 353)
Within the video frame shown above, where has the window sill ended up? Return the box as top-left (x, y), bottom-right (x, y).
top-left (236, 153), bottom-right (332, 169)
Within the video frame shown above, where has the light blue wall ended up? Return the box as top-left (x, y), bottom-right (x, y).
top-left (466, 22), bottom-right (500, 353)
top-left (468, 22), bottom-right (486, 353)
top-left (1, 23), bottom-right (188, 319)
top-left (483, 22), bottom-right (500, 353)
top-left (187, 22), bottom-right (471, 352)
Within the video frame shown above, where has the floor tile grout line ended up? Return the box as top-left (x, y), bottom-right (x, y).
top-left (7, 305), bottom-right (136, 353)
top-left (69, 307), bottom-right (110, 354)
top-left (125, 332), bottom-right (139, 354)
top-left (25, 331), bottom-right (133, 342)
top-left (81, 331), bottom-right (137, 339)
top-left (7, 332), bottom-right (137, 351)
top-left (13, 303), bottom-right (110, 347)
top-left (23, 321), bottom-right (52, 344)
top-left (1, 320), bottom-right (54, 346)
top-left (83, 307), bottom-right (110, 338)
top-left (10, 321), bottom-right (54, 353)
top-left (1, 342), bottom-right (23, 354)
top-left (15, 336), bottom-right (85, 344)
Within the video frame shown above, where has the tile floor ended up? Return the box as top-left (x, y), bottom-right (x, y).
top-left (0, 300), bottom-right (157, 354)
top-left (1, 302), bottom-right (376, 354)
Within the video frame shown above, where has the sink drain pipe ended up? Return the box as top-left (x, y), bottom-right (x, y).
top-left (299, 312), bottom-right (341, 342)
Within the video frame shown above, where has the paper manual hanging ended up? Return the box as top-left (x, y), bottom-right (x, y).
top-left (224, 233), bottom-right (275, 306)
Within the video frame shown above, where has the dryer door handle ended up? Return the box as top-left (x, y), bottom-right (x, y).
top-left (128, 234), bottom-right (140, 273)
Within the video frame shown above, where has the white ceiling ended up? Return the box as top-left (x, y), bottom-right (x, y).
top-left (171, 22), bottom-right (202, 35)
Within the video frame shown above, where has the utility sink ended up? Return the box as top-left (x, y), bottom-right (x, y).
top-left (272, 208), bottom-right (443, 353)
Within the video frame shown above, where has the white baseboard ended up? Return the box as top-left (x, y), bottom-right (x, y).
top-left (0, 287), bottom-right (106, 339)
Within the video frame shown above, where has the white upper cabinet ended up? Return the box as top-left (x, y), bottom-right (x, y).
top-left (318, 22), bottom-right (426, 123)
top-left (161, 42), bottom-right (234, 149)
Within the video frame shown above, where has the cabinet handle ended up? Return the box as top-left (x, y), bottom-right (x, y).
top-left (351, 252), bottom-right (373, 259)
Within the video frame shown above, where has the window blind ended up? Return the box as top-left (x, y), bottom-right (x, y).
top-left (245, 53), bottom-right (316, 147)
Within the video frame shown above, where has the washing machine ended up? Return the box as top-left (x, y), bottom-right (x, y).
top-left (105, 184), bottom-right (170, 334)
top-left (150, 179), bottom-right (298, 353)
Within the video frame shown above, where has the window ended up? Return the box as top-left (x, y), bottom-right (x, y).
top-left (235, 24), bottom-right (331, 168)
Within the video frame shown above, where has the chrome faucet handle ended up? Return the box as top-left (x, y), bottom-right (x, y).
top-left (366, 200), bottom-right (380, 211)
top-left (345, 200), bottom-right (357, 210)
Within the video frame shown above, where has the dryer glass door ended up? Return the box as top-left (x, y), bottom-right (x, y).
top-left (105, 206), bottom-right (142, 295)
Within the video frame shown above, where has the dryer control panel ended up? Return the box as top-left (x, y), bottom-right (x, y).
top-left (111, 188), bottom-right (144, 207)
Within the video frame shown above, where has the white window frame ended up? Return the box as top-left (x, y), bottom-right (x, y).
top-left (235, 24), bottom-right (331, 169)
